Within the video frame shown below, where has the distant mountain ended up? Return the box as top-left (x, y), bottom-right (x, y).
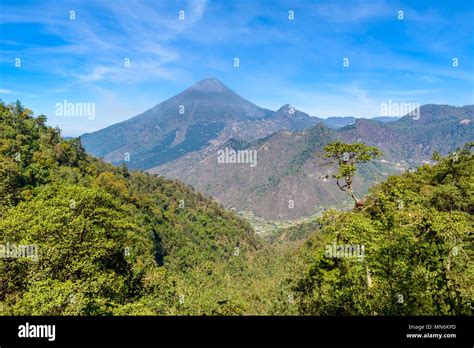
top-left (342, 104), bottom-right (474, 164)
top-left (80, 78), bottom-right (402, 170)
top-left (151, 104), bottom-right (474, 220)
top-left (81, 78), bottom-right (319, 169)
top-left (151, 123), bottom-right (394, 220)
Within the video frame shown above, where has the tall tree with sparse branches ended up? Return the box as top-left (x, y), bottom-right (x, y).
top-left (322, 141), bottom-right (382, 205)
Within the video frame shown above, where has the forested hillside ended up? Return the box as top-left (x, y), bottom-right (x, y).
top-left (0, 101), bottom-right (263, 315)
top-left (1, 101), bottom-right (472, 316)
top-left (284, 144), bottom-right (473, 315)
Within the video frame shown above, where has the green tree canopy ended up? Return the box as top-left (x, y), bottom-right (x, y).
top-left (322, 141), bottom-right (382, 204)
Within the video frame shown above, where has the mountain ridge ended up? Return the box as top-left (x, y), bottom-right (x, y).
top-left (79, 78), bottom-right (401, 170)
top-left (151, 104), bottom-right (474, 221)
top-left (80, 78), bottom-right (318, 169)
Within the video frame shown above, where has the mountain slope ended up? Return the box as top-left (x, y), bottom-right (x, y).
top-left (342, 104), bottom-right (474, 164)
top-left (152, 104), bottom-right (474, 221)
top-left (151, 124), bottom-right (390, 221)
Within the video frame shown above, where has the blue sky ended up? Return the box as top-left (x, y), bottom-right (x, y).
top-left (1, 0), bottom-right (473, 136)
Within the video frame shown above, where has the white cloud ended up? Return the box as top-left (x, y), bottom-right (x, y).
top-left (0, 0), bottom-right (208, 85)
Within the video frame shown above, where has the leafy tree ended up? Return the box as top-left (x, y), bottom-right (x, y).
top-left (322, 141), bottom-right (381, 205)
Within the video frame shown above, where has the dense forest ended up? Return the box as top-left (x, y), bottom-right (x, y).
top-left (0, 101), bottom-right (472, 315)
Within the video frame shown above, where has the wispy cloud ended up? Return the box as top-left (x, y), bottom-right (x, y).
top-left (1, 0), bottom-right (208, 84)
